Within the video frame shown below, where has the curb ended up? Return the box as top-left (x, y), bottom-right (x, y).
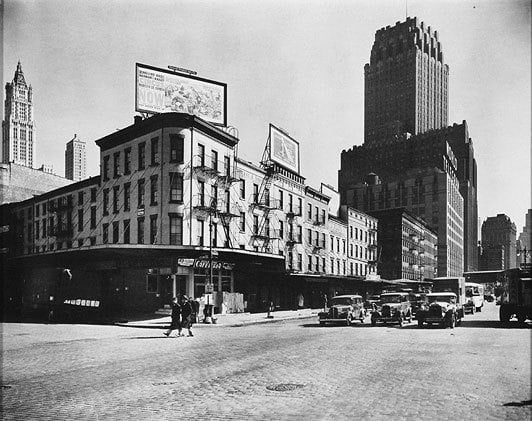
top-left (114, 312), bottom-right (318, 329)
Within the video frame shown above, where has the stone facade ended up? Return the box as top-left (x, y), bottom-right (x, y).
top-left (65, 134), bottom-right (87, 181)
top-left (480, 214), bottom-right (517, 270)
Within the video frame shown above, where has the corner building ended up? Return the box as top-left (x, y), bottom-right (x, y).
top-left (3, 113), bottom-right (378, 319)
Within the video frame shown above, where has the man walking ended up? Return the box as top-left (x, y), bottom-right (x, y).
top-left (180, 296), bottom-right (194, 337)
top-left (163, 297), bottom-right (181, 337)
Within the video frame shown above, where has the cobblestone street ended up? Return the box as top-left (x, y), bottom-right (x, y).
top-left (2, 302), bottom-right (530, 420)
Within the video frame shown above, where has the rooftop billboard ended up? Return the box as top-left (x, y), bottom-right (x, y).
top-left (135, 63), bottom-right (227, 126)
top-left (269, 124), bottom-right (300, 174)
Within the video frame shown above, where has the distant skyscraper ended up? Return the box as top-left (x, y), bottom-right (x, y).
top-left (517, 209), bottom-right (531, 265)
top-left (2, 61), bottom-right (35, 167)
top-left (480, 214), bottom-right (517, 270)
top-left (364, 17), bottom-right (449, 146)
top-left (65, 134), bottom-right (86, 181)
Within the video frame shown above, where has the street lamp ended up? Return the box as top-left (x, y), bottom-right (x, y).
top-left (205, 209), bottom-right (218, 323)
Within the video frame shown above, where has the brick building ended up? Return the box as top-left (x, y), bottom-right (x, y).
top-left (480, 214), bottom-right (517, 270)
top-left (2, 112), bottom-right (378, 319)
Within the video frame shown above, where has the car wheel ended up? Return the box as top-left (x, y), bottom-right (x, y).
top-left (397, 316), bottom-right (403, 327)
top-left (417, 319), bottom-right (423, 327)
top-left (517, 313), bottom-right (526, 323)
top-left (319, 321), bottom-right (325, 326)
top-left (346, 315), bottom-right (352, 326)
top-left (476, 306), bottom-right (482, 313)
top-left (371, 318), bottom-right (376, 326)
top-left (407, 311), bottom-right (412, 323)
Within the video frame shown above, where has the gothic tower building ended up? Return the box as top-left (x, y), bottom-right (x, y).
top-left (2, 61), bottom-right (36, 167)
top-left (364, 17), bottom-right (449, 146)
top-left (65, 134), bottom-right (87, 181)
top-left (340, 17), bottom-right (479, 275)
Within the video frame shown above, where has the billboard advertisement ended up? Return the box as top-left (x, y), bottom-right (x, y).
top-left (136, 63), bottom-right (227, 126)
top-left (269, 124), bottom-right (300, 173)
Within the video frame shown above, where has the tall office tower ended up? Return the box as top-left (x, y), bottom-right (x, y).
top-left (2, 61), bottom-right (36, 167)
top-left (364, 17), bottom-right (449, 146)
top-left (480, 214), bottom-right (517, 270)
top-left (65, 134), bottom-right (87, 181)
top-left (517, 209), bottom-right (531, 265)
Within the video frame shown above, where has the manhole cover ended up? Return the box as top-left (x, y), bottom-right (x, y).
top-left (266, 383), bottom-right (304, 392)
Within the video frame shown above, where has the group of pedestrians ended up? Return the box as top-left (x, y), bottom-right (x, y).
top-left (163, 295), bottom-right (199, 338)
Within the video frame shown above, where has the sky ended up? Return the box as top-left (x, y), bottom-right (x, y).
top-left (2, 0), bottom-right (531, 234)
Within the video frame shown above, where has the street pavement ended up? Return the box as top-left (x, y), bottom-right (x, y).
top-left (1, 301), bottom-right (530, 420)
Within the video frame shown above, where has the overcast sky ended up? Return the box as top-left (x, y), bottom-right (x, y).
top-left (3, 0), bottom-right (531, 233)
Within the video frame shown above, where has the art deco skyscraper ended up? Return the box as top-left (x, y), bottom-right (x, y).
top-left (65, 134), bottom-right (87, 181)
top-left (2, 61), bottom-right (36, 167)
top-left (364, 17), bottom-right (449, 146)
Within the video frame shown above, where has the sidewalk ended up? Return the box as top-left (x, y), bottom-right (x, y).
top-left (114, 308), bottom-right (322, 329)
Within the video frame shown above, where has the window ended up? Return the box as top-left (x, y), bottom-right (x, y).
top-left (321, 209), bottom-right (326, 223)
top-left (253, 184), bottom-right (259, 203)
top-left (253, 215), bottom-right (259, 234)
top-left (151, 137), bottom-right (159, 165)
top-left (138, 179), bottom-right (145, 207)
top-left (91, 188), bottom-right (97, 203)
top-left (279, 221), bottom-right (284, 239)
top-left (124, 148), bottom-right (131, 174)
top-left (103, 189), bottom-right (109, 215)
top-left (78, 191), bottom-right (84, 206)
top-left (297, 197), bottom-right (302, 215)
top-left (113, 186), bottom-right (119, 213)
top-left (198, 144), bottom-right (205, 166)
top-left (198, 181), bottom-right (205, 206)
top-left (150, 215), bottom-right (158, 244)
top-left (239, 212), bottom-right (245, 232)
top-left (78, 209), bottom-right (83, 232)
top-left (103, 223), bottom-right (109, 244)
top-left (138, 142), bottom-right (146, 170)
top-left (112, 221), bottom-right (119, 244)
top-left (307, 228), bottom-right (312, 243)
top-left (279, 190), bottom-right (284, 210)
top-left (150, 176), bottom-right (158, 205)
top-left (124, 183), bottom-right (131, 211)
top-left (212, 222), bottom-right (218, 246)
top-left (137, 217), bottom-right (145, 244)
top-left (331, 258), bottom-right (334, 274)
top-left (123, 220), bottom-right (130, 244)
top-left (113, 152), bottom-right (120, 177)
top-left (288, 194), bottom-right (293, 213)
top-left (297, 254), bottom-right (302, 271)
top-left (307, 203), bottom-right (312, 220)
top-left (103, 155), bottom-right (110, 180)
top-left (224, 156), bottom-right (231, 176)
top-left (42, 219), bottom-right (47, 237)
top-left (240, 179), bottom-right (245, 199)
top-left (297, 225), bottom-right (302, 242)
top-left (90, 206), bottom-right (96, 229)
top-left (169, 173), bottom-right (183, 202)
top-left (169, 214), bottom-right (183, 245)
top-left (307, 255), bottom-right (312, 271)
top-left (43, 202), bottom-right (47, 215)
top-left (224, 190), bottom-right (230, 213)
top-left (211, 150), bottom-right (218, 171)
top-left (170, 134), bottom-right (184, 163)
top-left (197, 219), bottom-right (205, 245)
top-left (210, 184), bottom-right (217, 208)
top-left (35, 221), bottom-right (39, 240)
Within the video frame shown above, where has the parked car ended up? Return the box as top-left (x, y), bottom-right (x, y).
top-left (318, 295), bottom-right (366, 326)
top-left (365, 294), bottom-right (381, 311)
top-left (408, 292), bottom-right (427, 316)
top-left (416, 292), bottom-right (464, 328)
top-left (370, 292), bottom-right (412, 327)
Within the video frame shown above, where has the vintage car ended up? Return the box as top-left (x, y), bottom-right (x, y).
top-left (318, 295), bottom-right (366, 326)
top-left (370, 292), bottom-right (412, 326)
top-left (365, 294), bottom-right (381, 311)
top-left (408, 292), bottom-right (427, 316)
top-left (416, 292), bottom-right (464, 328)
